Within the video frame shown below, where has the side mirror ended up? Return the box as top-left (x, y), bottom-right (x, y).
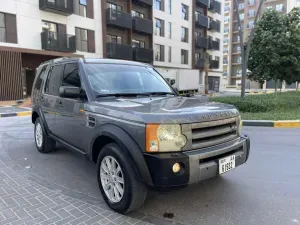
top-left (59, 86), bottom-right (81, 98)
top-left (170, 79), bottom-right (176, 86)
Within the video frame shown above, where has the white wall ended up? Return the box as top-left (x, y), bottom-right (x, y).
top-left (153, 0), bottom-right (193, 69)
top-left (0, 0), bottom-right (102, 58)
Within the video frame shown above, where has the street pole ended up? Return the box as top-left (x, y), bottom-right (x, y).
top-left (204, 53), bottom-right (210, 95)
top-left (233, 0), bottom-right (264, 99)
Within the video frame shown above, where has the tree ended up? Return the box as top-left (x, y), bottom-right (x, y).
top-left (248, 10), bottom-right (291, 93)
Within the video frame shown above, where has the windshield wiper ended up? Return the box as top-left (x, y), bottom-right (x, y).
top-left (145, 92), bottom-right (175, 96)
top-left (95, 93), bottom-right (150, 99)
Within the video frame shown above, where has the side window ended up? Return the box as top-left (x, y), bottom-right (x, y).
top-left (45, 65), bottom-right (64, 96)
top-left (62, 63), bottom-right (81, 87)
top-left (34, 65), bottom-right (47, 91)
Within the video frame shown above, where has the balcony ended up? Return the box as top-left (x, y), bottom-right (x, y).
top-left (195, 14), bottom-right (209, 28)
top-left (132, 17), bottom-right (153, 35)
top-left (195, 36), bottom-right (208, 49)
top-left (196, 0), bottom-right (209, 7)
top-left (209, 60), bottom-right (219, 69)
top-left (107, 42), bottom-right (133, 60)
top-left (195, 58), bottom-right (205, 69)
top-left (209, 0), bottom-right (221, 14)
top-left (132, 0), bottom-right (153, 6)
top-left (39, 0), bottom-right (73, 16)
top-left (106, 8), bottom-right (132, 29)
top-left (41, 31), bottom-right (76, 52)
top-left (208, 38), bottom-right (220, 50)
top-left (133, 47), bottom-right (153, 63)
top-left (209, 20), bottom-right (221, 32)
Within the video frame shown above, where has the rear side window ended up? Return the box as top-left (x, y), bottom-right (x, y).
top-left (45, 64), bottom-right (64, 96)
top-left (62, 63), bottom-right (81, 87)
top-left (34, 65), bottom-right (47, 91)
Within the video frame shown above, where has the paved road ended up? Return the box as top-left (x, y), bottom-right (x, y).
top-left (1, 116), bottom-right (300, 225)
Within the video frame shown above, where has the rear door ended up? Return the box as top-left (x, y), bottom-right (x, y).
top-left (55, 62), bottom-right (87, 152)
top-left (42, 64), bottom-right (64, 133)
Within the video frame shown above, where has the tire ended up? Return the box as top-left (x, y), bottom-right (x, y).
top-left (97, 143), bottom-right (147, 213)
top-left (34, 117), bottom-right (56, 153)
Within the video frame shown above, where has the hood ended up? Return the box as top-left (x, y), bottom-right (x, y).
top-left (86, 96), bottom-right (239, 124)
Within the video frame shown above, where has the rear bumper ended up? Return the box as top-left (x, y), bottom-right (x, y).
top-left (144, 135), bottom-right (250, 187)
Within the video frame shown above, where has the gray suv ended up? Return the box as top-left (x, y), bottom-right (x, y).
top-left (31, 57), bottom-right (250, 213)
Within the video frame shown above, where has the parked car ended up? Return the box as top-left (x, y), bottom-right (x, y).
top-left (31, 57), bottom-right (250, 213)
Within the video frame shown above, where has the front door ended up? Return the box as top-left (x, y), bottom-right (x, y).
top-left (55, 62), bottom-right (87, 152)
top-left (42, 64), bottom-right (64, 133)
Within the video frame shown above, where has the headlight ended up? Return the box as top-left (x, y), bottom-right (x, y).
top-left (146, 124), bottom-right (187, 152)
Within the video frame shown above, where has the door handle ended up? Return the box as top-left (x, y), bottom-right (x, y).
top-left (40, 96), bottom-right (44, 103)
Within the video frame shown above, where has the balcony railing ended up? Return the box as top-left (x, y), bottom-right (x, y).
top-left (209, 20), bottom-right (221, 32)
top-left (195, 36), bottom-right (208, 49)
top-left (107, 42), bottom-right (133, 60)
top-left (209, 0), bottom-right (221, 14)
top-left (132, 17), bottom-right (153, 34)
top-left (195, 14), bottom-right (209, 28)
top-left (106, 8), bottom-right (132, 29)
top-left (195, 58), bottom-right (205, 69)
top-left (133, 47), bottom-right (153, 63)
top-left (208, 38), bottom-right (220, 50)
top-left (39, 0), bottom-right (73, 16)
top-left (196, 0), bottom-right (209, 7)
top-left (132, 0), bottom-right (153, 6)
top-left (41, 31), bottom-right (76, 52)
top-left (209, 60), bottom-right (219, 69)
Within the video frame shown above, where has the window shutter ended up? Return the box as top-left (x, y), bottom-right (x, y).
top-left (5, 14), bottom-right (17, 44)
top-left (86, 0), bottom-right (94, 19)
top-left (87, 30), bottom-right (95, 53)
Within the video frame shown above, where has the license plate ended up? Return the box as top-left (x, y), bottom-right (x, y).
top-left (219, 155), bottom-right (235, 174)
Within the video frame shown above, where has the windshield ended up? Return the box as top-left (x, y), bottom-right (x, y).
top-left (84, 64), bottom-right (174, 96)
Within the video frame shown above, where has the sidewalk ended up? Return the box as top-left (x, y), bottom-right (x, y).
top-left (0, 142), bottom-right (156, 225)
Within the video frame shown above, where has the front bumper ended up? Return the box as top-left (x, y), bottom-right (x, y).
top-left (144, 135), bottom-right (250, 187)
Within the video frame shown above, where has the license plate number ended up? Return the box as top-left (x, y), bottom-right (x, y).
top-left (219, 155), bottom-right (235, 174)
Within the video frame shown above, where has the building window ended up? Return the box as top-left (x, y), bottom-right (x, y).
top-left (195, 52), bottom-right (201, 61)
top-left (215, 56), bottom-right (220, 62)
top-left (248, 9), bottom-right (255, 17)
top-left (240, 13), bottom-right (244, 20)
top-left (155, 18), bottom-right (164, 37)
top-left (132, 39), bottom-right (145, 48)
top-left (168, 0), bottom-right (172, 14)
top-left (79, 0), bottom-right (87, 17)
top-left (224, 26), bottom-right (229, 33)
top-left (167, 22), bottom-right (171, 39)
top-left (0, 13), bottom-right (5, 42)
top-left (155, 0), bottom-right (164, 11)
top-left (248, 20), bottom-right (254, 28)
top-left (75, 27), bottom-right (88, 52)
top-left (238, 3), bottom-right (244, 10)
top-left (107, 2), bottom-right (123, 11)
top-left (195, 11), bottom-right (203, 22)
top-left (181, 27), bottom-right (188, 42)
top-left (154, 44), bottom-right (164, 61)
top-left (224, 5), bottom-right (230, 12)
top-left (132, 10), bottom-right (145, 18)
top-left (181, 49), bottom-right (188, 64)
top-left (248, 0), bottom-right (255, 5)
top-left (276, 4), bottom-right (284, 12)
top-left (224, 16), bottom-right (230, 23)
top-left (265, 6), bottom-right (273, 11)
top-left (42, 21), bottom-right (58, 41)
top-left (181, 4), bottom-right (188, 21)
top-left (168, 46), bottom-right (171, 63)
top-left (107, 34), bottom-right (122, 44)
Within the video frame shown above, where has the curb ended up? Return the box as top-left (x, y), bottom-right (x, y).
top-left (0, 111), bottom-right (32, 118)
top-left (242, 120), bottom-right (300, 128)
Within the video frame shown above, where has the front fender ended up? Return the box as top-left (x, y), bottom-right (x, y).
top-left (89, 124), bottom-right (153, 186)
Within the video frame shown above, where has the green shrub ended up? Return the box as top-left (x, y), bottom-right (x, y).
top-left (212, 91), bottom-right (300, 113)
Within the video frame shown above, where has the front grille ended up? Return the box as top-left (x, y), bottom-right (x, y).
top-left (190, 117), bottom-right (238, 149)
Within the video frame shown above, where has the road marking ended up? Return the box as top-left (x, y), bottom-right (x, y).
top-left (274, 121), bottom-right (300, 128)
top-left (17, 111), bottom-right (32, 117)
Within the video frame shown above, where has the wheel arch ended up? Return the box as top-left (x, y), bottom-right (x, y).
top-left (90, 124), bottom-right (153, 186)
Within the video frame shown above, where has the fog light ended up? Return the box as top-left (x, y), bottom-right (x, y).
top-left (172, 163), bottom-right (181, 173)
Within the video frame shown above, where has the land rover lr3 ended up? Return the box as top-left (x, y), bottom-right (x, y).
top-left (31, 58), bottom-right (250, 213)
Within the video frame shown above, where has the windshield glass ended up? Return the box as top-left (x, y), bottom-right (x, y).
top-left (84, 64), bottom-right (174, 95)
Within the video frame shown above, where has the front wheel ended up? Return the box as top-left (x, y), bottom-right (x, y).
top-left (34, 117), bottom-right (56, 153)
top-left (97, 143), bottom-right (147, 213)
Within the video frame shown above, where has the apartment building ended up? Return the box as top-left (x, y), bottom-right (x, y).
top-left (152, 0), bottom-right (224, 92)
top-left (224, 0), bottom-right (287, 89)
top-left (0, 0), bottom-right (102, 100)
